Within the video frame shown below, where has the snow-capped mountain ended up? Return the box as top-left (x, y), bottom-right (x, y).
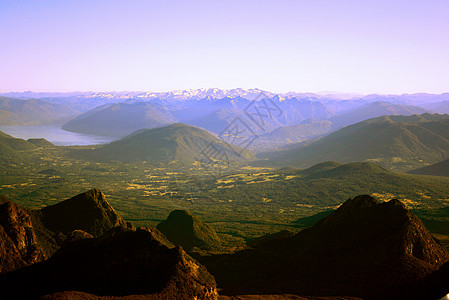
top-left (0, 88), bottom-right (275, 102)
top-left (135, 88), bottom-right (275, 101)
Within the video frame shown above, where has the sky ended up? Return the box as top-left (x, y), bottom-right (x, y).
top-left (0, 0), bottom-right (448, 94)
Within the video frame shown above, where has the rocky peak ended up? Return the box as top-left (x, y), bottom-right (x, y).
top-left (316, 195), bottom-right (379, 227)
top-left (41, 189), bottom-right (128, 237)
top-left (0, 200), bottom-right (45, 273)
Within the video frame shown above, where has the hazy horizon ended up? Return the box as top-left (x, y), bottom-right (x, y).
top-left (0, 88), bottom-right (448, 97)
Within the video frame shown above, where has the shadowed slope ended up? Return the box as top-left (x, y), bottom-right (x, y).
top-left (410, 158), bottom-right (449, 177)
top-left (157, 210), bottom-right (222, 251)
top-left (0, 227), bottom-right (218, 299)
top-left (201, 195), bottom-right (449, 299)
top-left (40, 189), bottom-right (128, 237)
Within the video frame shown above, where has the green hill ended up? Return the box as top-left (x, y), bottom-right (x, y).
top-left (261, 113), bottom-right (449, 171)
top-left (0, 130), bottom-right (38, 151)
top-left (62, 101), bottom-right (177, 137)
top-left (157, 210), bottom-right (222, 251)
top-left (71, 123), bottom-right (255, 163)
top-left (0, 130), bottom-right (39, 163)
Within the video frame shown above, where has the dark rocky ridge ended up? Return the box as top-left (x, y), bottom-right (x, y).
top-left (201, 195), bottom-right (449, 299)
top-left (0, 227), bottom-right (218, 299)
top-left (0, 189), bottom-right (131, 264)
top-left (157, 210), bottom-right (222, 251)
top-left (40, 188), bottom-right (129, 237)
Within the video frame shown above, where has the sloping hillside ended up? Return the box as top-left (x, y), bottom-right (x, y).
top-left (62, 101), bottom-right (176, 137)
top-left (409, 158), bottom-right (449, 177)
top-left (71, 123), bottom-right (255, 163)
top-left (329, 101), bottom-right (431, 129)
top-left (0, 97), bottom-right (80, 125)
top-left (261, 114), bottom-right (449, 171)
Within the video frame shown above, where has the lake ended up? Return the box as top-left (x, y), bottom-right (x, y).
top-left (0, 125), bottom-right (117, 146)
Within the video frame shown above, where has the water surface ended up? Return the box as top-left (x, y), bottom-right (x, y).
top-left (0, 125), bottom-right (117, 146)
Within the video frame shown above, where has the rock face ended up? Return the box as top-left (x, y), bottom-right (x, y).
top-left (0, 199), bottom-right (45, 273)
top-left (157, 210), bottom-right (222, 251)
top-left (0, 227), bottom-right (218, 299)
top-left (202, 195), bottom-right (449, 299)
top-left (62, 229), bottom-right (94, 245)
top-left (40, 188), bottom-right (128, 237)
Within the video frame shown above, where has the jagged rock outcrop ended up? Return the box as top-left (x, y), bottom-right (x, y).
top-left (157, 210), bottom-right (222, 251)
top-left (62, 229), bottom-right (93, 245)
top-left (0, 189), bottom-right (132, 259)
top-left (40, 189), bottom-right (129, 237)
top-left (201, 195), bottom-right (449, 299)
top-left (0, 227), bottom-right (218, 299)
top-left (0, 199), bottom-right (45, 273)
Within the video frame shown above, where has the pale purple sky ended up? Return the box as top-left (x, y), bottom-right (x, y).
top-left (0, 0), bottom-right (448, 94)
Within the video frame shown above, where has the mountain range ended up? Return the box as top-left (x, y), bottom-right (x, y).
top-left (3, 89), bottom-right (448, 104)
top-left (2, 89), bottom-right (449, 154)
top-left (328, 100), bottom-right (431, 129)
top-left (0, 96), bottom-right (80, 125)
